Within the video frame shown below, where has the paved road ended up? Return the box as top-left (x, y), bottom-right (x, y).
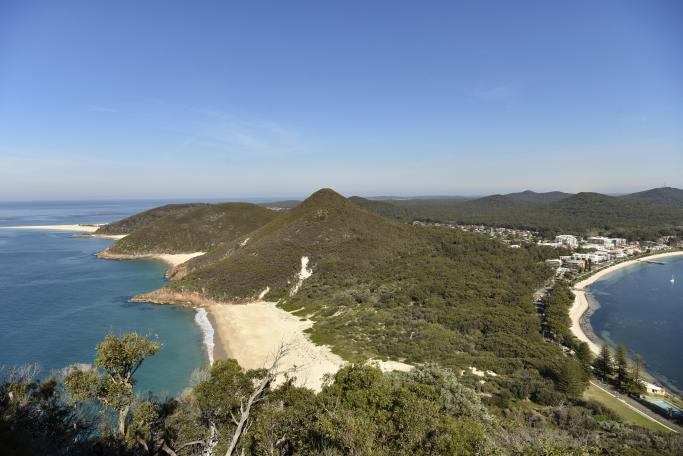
top-left (590, 380), bottom-right (683, 433)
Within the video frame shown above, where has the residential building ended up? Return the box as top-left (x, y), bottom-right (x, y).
top-left (554, 234), bottom-right (579, 248)
top-left (642, 382), bottom-right (666, 395)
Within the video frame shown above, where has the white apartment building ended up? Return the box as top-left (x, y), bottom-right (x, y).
top-left (586, 236), bottom-right (627, 249)
top-left (554, 234), bottom-right (579, 248)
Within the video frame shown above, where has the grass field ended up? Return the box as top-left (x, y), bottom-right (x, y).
top-left (584, 383), bottom-right (673, 432)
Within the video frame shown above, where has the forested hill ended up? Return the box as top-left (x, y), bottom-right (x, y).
top-left (505, 190), bottom-right (573, 203)
top-left (133, 189), bottom-right (563, 376)
top-left (170, 188), bottom-right (423, 300)
top-left (623, 186), bottom-right (683, 208)
top-left (102, 203), bottom-right (278, 254)
top-left (365, 188), bottom-right (683, 239)
top-left (96, 203), bottom-right (204, 234)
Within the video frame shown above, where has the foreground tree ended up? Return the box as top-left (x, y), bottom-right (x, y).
top-left (0, 365), bottom-right (94, 456)
top-left (576, 342), bottom-right (594, 383)
top-left (615, 342), bottom-right (629, 390)
top-left (557, 360), bottom-right (586, 398)
top-left (64, 332), bottom-right (160, 437)
top-left (594, 344), bottom-right (613, 381)
top-left (627, 353), bottom-right (646, 396)
top-left (167, 344), bottom-right (291, 456)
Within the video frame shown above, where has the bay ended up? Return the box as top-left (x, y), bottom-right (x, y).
top-left (589, 255), bottom-right (683, 395)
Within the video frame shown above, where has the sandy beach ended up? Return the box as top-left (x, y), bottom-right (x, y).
top-left (97, 249), bottom-right (206, 267)
top-left (0, 224), bottom-right (128, 239)
top-left (570, 250), bottom-right (683, 355)
top-left (208, 300), bottom-right (345, 391)
top-left (133, 288), bottom-right (345, 390)
top-left (133, 288), bottom-right (416, 390)
top-left (1, 224), bottom-right (102, 232)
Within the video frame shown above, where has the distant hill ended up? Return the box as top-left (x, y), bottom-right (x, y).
top-left (348, 196), bottom-right (415, 221)
top-left (622, 187), bottom-right (683, 208)
top-left (367, 190), bottom-right (683, 239)
top-left (104, 203), bottom-right (278, 254)
top-left (505, 190), bottom-right (573, 203)
top-left (96, 203), bottom-right (204, 234)
top-left (464, 194), bottom-right (536, 208)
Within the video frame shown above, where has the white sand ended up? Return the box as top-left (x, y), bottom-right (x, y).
top-left (97, 249), bottom-right (205, 267)
top-left (91, 234), bottom-right (127, 240)
top-left (0, 224), bottom-right (127, 239)
top-left (153, 253), bottom-right (206, 266)
top-left (1, 224), bottom-right (102, 232)
top-left (570, 251), bottom-right (683, 354)
top-left (208, 300), bottom-right (344, 391)
top-left (368, 359), bottom-right (413, 373)
top-left (290, 256), bottom-right (312, 295)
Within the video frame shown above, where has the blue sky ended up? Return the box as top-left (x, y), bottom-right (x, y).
top-left (1, 0), bottom-right (681, 200)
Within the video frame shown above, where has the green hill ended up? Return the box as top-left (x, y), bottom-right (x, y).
top-left (505, 190), bottom-right (573, 203)
top-left (172, 189), bottom-right (421, 299)
top-left (161, 189), bottom-right (559, 372)
top-left (347, 196), bottom-right (415, 221)
top-left (374, 191), bottom-right (683, 239)
top-left (105, 203), bottom-right (278, 254)
top-left (623, 186), bottom-right (683, 208)
top-left (96, 203), bottom-right (203, 235)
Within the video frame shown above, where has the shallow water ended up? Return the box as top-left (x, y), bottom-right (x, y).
top-left (589, 255), bottom-right (683, 394)
top-left (0, 201), bottom-right (208, 397)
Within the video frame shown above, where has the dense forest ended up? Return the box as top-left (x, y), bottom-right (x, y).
top-left (2, 332), bottom-right (682, 455)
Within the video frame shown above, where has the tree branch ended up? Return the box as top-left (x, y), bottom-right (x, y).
top-left (224, 343), bottom-right (291, 456)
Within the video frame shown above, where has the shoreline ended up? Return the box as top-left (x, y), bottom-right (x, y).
top-left (569, 250), bottom-right (683, 355)
top-left (0, 224), bottom-right (127, 240)
top-left (97, 248), bottom-right (205, 267)
top-left (1, 224), bottom-right (101, 232)
top-left (133, 289), bottom-right (346, 391)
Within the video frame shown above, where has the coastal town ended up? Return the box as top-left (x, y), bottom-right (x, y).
top-left (447, 223), bottom-right (680, 279)
top-left (414, 221), bottom-right (683, 428)
top-left (491, 227), bottom-right (683, 426)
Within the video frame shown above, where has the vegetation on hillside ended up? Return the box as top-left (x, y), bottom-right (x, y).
top-left (173, 189), bottom-right (423, 300)
top-left (107, 203), bottom-right (278, 254)
top-left (623, 187), bottom-right (683, 209)
top-left (504, 190), bottom-right (573, 203)
top-left (367, 190), bottom-right (683, 239)
top-left (165, 190), bottom-right (563, 376)
top-left (96, 204), bottom-right (204, 235)
top-left (2, 333), bottom-right (682, 455)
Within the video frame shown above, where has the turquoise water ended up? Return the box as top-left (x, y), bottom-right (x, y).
top-left (589, 255), bottom-right (683, 395)
top-left (0, 201), bottom-right (209, 397)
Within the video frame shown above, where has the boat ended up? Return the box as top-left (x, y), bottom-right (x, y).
top-left (671, 275), bottom-right (676, 284)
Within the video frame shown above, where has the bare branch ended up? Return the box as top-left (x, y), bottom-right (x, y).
top-left (224, 343), bottom-right (291, 456)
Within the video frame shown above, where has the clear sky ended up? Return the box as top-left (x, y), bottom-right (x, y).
top-left (1, 0), bottom-right (681, 200)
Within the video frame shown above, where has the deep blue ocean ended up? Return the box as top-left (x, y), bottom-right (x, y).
top-left (589, 255), bottom-right (683, 395)
top-left (0, 200), bottom-right (213, 397)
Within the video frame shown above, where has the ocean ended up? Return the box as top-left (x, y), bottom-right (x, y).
top-left (0, 200), bottom-right (212, 397)
top-left (588, 255), bottom-right (683, 395)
